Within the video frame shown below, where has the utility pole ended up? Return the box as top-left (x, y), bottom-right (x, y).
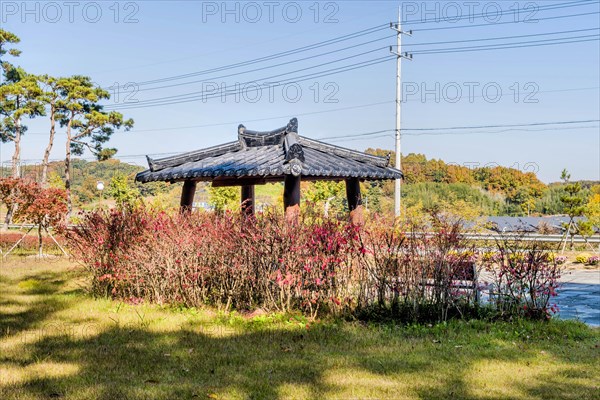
top-left (390, 7), bottom-right (412, 218)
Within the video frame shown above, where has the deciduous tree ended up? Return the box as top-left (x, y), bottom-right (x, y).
top-left (16, 182), bottom-right (68, 256)
top-left (585, 185), bottom-right (600, 230)
top-left (208, 185), bottom-right (238, 213)
top-left (107, 173), bottom-right (140, 207)
top-left (0, 178), bottom-right (67, 256)
top-left (304, 181), bottom-right (345, 216)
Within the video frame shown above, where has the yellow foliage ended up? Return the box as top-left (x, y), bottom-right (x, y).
top-left (585, 193), bottom-right (600, 230)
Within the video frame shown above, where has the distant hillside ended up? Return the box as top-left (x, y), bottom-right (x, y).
top-left (365, 149), bottom-right (598, 217)
top-left (7, 159), bottom-right (172, 207)
top-left (4, 155), bottom-right (597, 217)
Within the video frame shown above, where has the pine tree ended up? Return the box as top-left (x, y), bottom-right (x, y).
top-left (56, 76), bottom-right (134, 215)
top-left (559, 169), bottom-right (587, 249)
top-left (0, 30), bottom-right (44, 226)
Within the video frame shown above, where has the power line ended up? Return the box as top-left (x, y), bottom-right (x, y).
top-left (411, 35), bottom-right (599, 55)
top-left (131, 35), bottom-right (394, 93)
top-left (322, 124), bottom-right (600, 143)
top-left (108, 28), bottom-right (599, 96)
top-left (103, 33), bottom-right (598, 110)
top-left (106, 46), bottom-right (390, 105)
top-left (92, 14), bottom-right (600, 110)
top-left (104, 55), bottom-right (395, 110)
top-left (105, 53), bottom-right (392, 108)
top-left (404, 125), bottom-right (600, 137)
top-left (15, 121), bottom-right (599, 163)
top-left (412, 11), bottom-right (600, 32)
top-left (317, 129), bottom-right (395, 141)
top-left (103, 2), bottom-right (598, 91)
top-left (325, 134), bottom-right (395, 143)
top-left (404, 119), bottom-right (600, 132)
top-left (316, 119), bottom-right (600, 141)
top-left (402, 27), bottom-right (599, 48)
top-left (107, 24), bottom-right (390, 90)
top-left (23, 87), bottom-right (599, 136)
top-left (102, 28), bottom-right (599, 109)
top-left (401, 0), bottom-right (598, 26)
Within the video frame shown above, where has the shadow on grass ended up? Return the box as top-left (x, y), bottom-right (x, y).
top-left (1, 318), bottom-right (598, 400)
top-left (0, 269), bottom-right (69, 339)
top-left (7, 326), bottom-right (333, 399)
top-left (1, 263), bottom-right (598, 399)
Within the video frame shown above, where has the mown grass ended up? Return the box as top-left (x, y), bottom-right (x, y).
top-left (0, 257), bottom-right (598, 400)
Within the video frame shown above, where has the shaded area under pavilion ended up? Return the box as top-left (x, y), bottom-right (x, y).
top-left (135, 118), bottom-right (403, 223)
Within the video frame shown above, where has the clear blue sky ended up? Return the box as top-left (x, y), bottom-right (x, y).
top-left (2, 0), bottom-right (599, 182)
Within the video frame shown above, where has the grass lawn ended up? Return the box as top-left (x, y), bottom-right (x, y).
top-left (0, 258), bottom-right (598, 400)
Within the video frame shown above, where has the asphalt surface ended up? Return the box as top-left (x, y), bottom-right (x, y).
top-left (556, 269), bottom-right (600, 327)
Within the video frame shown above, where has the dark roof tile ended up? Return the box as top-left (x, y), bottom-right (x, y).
top-left (136, 118), bottom-right (402, 183)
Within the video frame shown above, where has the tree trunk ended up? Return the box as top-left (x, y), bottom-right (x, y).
top-left (4, 117), bottom-right (21, 229)
top-left (65, 119), bottom-right (73, 218)
top-left (570, 233), bottom-right (575, 250)
top-left (11, 118), bottom-right (21, 178)
top-left (38, 223), bottom-right (43, 257)
top-left (41, 104), bottom-right (56, 187)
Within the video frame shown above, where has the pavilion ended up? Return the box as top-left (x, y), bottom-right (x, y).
top-left (135, 118), bottom-right (403, 224)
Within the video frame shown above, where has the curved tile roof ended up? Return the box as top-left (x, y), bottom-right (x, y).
top-left (135, 118), bottom-right (402, 184)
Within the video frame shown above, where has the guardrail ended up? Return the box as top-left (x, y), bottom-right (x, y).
top-left (4, 224), bottom-right (75, 230)
top-left (462, 233), bottom-right (600, 244)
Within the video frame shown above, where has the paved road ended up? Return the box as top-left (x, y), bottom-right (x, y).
top-left (556, 269), bottom-right (600, 326)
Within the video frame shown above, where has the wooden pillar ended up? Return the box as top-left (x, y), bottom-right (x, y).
top-left (283, 175), bottom-right (301, 223)
top-left (345, 178), bottom-right (364, 225)
top-left (180, 180), bottom-right (197, 213)
top-left (241, 185), bottom-right (255, 215)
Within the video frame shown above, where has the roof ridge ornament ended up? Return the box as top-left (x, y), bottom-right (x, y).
top-left (286, 117), bottom-right (298, 133)
top-left (146, 155), bottom-right (156, 172)
top-left (283, 119), bottom-right (303, 177)
top-left (237, 117), bottom-right (299, 147)
top-left (284, 133), bottom-right (304, 161)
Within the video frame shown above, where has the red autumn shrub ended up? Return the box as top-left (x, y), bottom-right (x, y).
top-left (68, 206), bottom-right (360, 317)
top-left (356, 213), bottom-right (479, 321)
top-left (67, 206), bottom-right (561, 322)
top-left (67, 206), bottom-right (152, 297)
top-left (481, 236), bottom-right (562, 319)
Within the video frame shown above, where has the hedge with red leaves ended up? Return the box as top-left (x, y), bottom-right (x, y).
top-left (67, 206), bottom-right (561, 321)
top-left (68, 207), bottom-right (362, 317)
top-left (0, 232), bottom-right (65, 251)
